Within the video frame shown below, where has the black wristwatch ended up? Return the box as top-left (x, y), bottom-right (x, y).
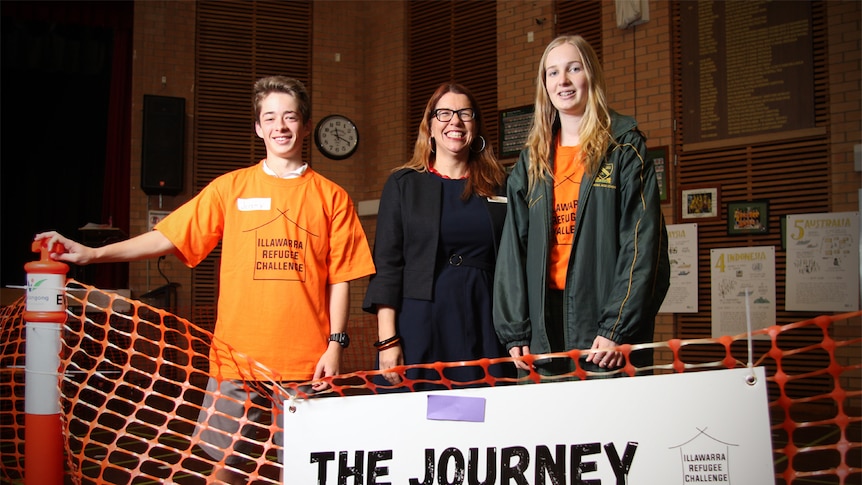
top-left (329, 332), bottom-right (350, 348)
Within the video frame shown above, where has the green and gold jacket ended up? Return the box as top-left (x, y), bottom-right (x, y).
top-left (493, 112), bottom-right (671, 369)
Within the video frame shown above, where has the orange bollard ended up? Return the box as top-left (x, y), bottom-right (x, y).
top-left (23, 240), bottom-right (68, 485)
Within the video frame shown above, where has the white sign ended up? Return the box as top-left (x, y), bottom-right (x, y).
top-left (282, 368), bottom-right (774, 484)
top-left (660, 223), bottom-right (699, 313)
top-left (710, 246), bottom-right (776, 337)
top-left (785, 212), bottom-right (860, 312)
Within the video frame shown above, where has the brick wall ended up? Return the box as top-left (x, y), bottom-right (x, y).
top-left (827, 0), bottom-right (862, 213)
top-left (130, 1), bottom-right (197, 310)
top-left (600, 2), bottom-right (677, 347)
top-left (127, 1), bottom-right (860, 357)
top-left (310, 2), bottom-right (408, 358)
top-left (496, 0), bottom-right (556, 139)
top-left (825, 0), bottom-right (861, 400)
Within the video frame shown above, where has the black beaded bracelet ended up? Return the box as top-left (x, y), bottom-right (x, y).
top-left (373, 335), bottom-right (401, 349)
top-left (376, 339), bottom-right (401, 352)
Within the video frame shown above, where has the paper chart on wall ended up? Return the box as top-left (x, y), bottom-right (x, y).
top-left (710, 246), bottom-right (775, 338)
top-left (785, 212), bottom-right (860, 312)
top-left (660, 223), bottom-right (699, 313)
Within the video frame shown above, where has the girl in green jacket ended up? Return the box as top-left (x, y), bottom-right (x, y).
top-left (493, 35), bottom-right (670, 378)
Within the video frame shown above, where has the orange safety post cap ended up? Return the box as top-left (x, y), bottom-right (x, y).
top-left (24, 239), bottom-right (68, 322)
top-left (31, 239), bottom-right (66, 259)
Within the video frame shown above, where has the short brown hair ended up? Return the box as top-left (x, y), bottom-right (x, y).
top-left (252, 76), bottom-right (311, 124)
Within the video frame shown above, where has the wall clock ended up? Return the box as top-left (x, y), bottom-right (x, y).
top-left (314, 114), bottom-right (359, 160)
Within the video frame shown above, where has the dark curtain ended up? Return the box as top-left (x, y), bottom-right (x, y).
top-left (0, 1), bottom-right (132, 289)
top-left (97, 9), bottom-right (132, 289)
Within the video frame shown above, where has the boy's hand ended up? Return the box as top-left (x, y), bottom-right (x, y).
top-left (311, 344), bottom-right (342, 391)
top-left (34, 231), bottom-right (95, 265)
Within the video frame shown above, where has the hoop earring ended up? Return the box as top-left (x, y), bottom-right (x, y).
top-left (470, 136), bottom-right (486, 153)
top-left (430, 137), bottom-right (436, 154)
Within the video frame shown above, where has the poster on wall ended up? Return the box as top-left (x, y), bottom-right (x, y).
top-left (282, 368), bottom-right (774, 484)
top-left (659, 223), bottom-right (698, 313)
top-left (785, 212), bottom-right (860, 312)
top-left (710, 246), bottom-right (775, 337)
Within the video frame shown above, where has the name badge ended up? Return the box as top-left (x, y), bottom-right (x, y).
top-left (237, 198), bottom-right (272, 211)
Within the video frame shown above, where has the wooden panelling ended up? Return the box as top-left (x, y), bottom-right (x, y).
top-left (671, 1), bottom-right (831, 399)
top-left (193, 1), bottom-right (312, 321)
top-left (407, 1), bottom-right (498, 159)
top-left (555, 0), bottom-right (603, 63)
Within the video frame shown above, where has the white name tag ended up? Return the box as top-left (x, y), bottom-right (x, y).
top-left (237, 198), bottom-right (271, 211)
top-left (487, 196), bottom-right (507, 203)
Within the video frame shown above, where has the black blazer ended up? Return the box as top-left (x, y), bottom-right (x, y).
top-left (362, 168), bottom-right (507, 313)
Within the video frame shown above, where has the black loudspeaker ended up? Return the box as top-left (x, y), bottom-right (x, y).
top-left (141, 95), bottom-right (185, 195)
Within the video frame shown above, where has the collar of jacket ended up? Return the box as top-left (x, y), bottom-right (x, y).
top-left (551, 109), bottom-right (638, 144)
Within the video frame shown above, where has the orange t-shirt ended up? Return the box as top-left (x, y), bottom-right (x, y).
top-left (548, 143), bottom-right (584, 290)
top-left (156, 161), bottom-right (375, 380)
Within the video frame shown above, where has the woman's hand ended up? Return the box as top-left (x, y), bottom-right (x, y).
top-left (378, 346), bottom-right (404, 385)
top-left (508, 345), bottom-right (532, 371)
top-left (585, 335), bottom-right (623, 369)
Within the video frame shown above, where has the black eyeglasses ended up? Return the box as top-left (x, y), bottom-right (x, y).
top-left (433, 108), bottom-right (475, 122)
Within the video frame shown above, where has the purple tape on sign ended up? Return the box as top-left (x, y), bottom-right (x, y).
top-left (426, 395), bottom-right (486, 422)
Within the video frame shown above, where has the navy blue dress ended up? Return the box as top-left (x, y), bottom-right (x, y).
top-left (397, 175), bottom-right (507, 389)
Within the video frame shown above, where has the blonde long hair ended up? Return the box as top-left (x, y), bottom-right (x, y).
top-left (525, 35), bottom-right (612, 194)
top-left (399, 83), bottom-right (505, 198)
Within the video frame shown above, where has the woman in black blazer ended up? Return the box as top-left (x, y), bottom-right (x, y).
top-left (363, 82), bottom-right (509, 389)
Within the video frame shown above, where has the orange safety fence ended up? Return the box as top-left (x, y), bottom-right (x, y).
top-left (0, 280), bottom-right (860, 484)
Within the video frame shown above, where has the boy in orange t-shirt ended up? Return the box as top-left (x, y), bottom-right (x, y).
top-left (36, 76), bottom-right (375, 484)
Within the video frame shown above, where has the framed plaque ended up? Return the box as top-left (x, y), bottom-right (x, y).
top-left (498, 105), bottom-right (534, 159)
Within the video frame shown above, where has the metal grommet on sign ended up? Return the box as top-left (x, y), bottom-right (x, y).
top-left (745, 370), bottom-right (757, 386)
top-left (448, 254), bottom-right (463, 266)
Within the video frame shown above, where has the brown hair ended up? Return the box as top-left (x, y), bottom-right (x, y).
top-left (252, 76), bottom-right (311, 124)
top-left (399, 82), bottom-right (505, 198)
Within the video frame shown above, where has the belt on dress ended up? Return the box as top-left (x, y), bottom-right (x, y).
top-left (447, 253), bottom-right (494, 271)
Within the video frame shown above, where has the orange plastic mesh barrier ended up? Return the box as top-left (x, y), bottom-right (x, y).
top-left (1, 281), bottom-right (860, 484)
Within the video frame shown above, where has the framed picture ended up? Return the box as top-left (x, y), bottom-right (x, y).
top-left (680, 186), bottom-right (720, 221)
top-left (727, 200), bottom-right (769, 235)
top-left (647, 146), bottom-right (670, 204)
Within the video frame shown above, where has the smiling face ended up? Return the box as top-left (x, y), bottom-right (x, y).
top-left (430, 92), bottom-right (476, 160)
top-left (544, 42), bottom-right (589, 117)
top-left (254, 92), bottom-right (310, 161)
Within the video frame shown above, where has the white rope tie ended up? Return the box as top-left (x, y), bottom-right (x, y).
top-left (744, 287), bottom-right (757, 386)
